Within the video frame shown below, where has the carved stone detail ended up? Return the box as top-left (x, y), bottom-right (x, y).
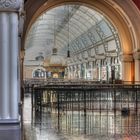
top-left (133, 51), bottom-right (140, 60)
top-left (119, 54), bottom-right (133, 62)
top-left (0, 0), bottom-right (20, 10)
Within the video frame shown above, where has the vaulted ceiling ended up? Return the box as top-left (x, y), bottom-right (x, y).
top-left (24, 4), bottom-right (121, 66)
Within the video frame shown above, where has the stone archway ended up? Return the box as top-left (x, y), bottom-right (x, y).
top-left (23, 0), bottom-right (140, 82)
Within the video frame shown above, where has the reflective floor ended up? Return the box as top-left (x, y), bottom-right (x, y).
top-left (0, 124), bottom-right (21, 140)
top-left (23, 95), bottom-right (140, 140)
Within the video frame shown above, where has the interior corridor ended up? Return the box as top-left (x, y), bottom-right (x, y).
top-left (1, 1), bottom-right (140, 140)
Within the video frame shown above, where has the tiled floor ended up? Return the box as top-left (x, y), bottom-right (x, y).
top-left (23, 95), bottom-right (140, 140)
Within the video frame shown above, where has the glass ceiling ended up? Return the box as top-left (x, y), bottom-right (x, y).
top-left (24, 4), bottom-right (121, 65)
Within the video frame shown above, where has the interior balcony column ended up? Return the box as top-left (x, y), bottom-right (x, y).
top-left (78, 64), bottom-right (81, 79)
top-left (20, 50), bottom-right (25, 101)
top-left (75, 65), bottom-right (77, 79)
top-left (69, 66), bottom-right (72, 79)
top-left (66, 67), bottom-right (69, 79)
top-left (67, 66), bottom-right (70, 79)
top-left (72, 66), bottom-right (74, 79)
top-left (71, 66), bottom-right (73, 79)
top-left (83, 63), bottom-right (86, 79)
top-left (134, 51), bottom-right (140, 83)
top-left (0, 1), bottom-right (21, 123)
top-left (74, 65), bottom-right (77, 79)
top-left (97, 60), bottom-right (101, 81)
top-left (120, 54), bottom-right (134, 83)
top-left (90, 61), bottom-right (93, 80)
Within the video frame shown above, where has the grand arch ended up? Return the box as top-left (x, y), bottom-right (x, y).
top-left (22, 0), bottom-right (140, 82)
top-left (0, 0), bottom-right (140, 124)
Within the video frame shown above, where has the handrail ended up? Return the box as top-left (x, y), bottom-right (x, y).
top-left (23, 78), bottom-right (140, 89)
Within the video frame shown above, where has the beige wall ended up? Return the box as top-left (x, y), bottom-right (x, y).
top-left (23, 66), bottom-right (34, 79)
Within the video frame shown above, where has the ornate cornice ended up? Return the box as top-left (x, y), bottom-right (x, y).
top-left (119, 54), bottom-right (133, 62)
top-left (133, 51), bottom-right (140, 60)
top-left (0, 0), bottom-right (21, 11)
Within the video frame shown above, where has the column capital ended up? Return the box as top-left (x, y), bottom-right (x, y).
top-left (20, 50), bottom-right (25, 59)
top-left (133, 51), bottom-right (140, 60)
top-left (119, 54), bottom-right (133, 62)
top-left (0, 0), bottom-right (22, 11)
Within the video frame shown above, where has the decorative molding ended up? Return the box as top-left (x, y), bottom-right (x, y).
top-left (133, 51), bottom-right (140, 60)
top-left (119, 54), bottom-right (133, 62)
top-left (0, 0), bottom-right (21, 10)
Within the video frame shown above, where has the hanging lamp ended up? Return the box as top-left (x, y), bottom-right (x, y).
top-left (67, 5), bottom-right (70, 58)
top-left (49, 15), bottom-right (65, 66)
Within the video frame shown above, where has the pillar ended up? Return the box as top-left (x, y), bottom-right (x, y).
top-left (69, 66), bottom-right (72, 79)
top-left (19, 9), bottom-right (25, 100)
top-left (97, 60), bottom-right (101, 81)
top-left (120, 54), bottom-right (134, 83)
top-left (67, 66), bottom-right (69, 79)
top-left (134, 51), bottom-right (140, 83)
top-left (0, 0), bottom-right (22, 123)
top-left (90, 61), bottom-right (93, 80)
top-left (74, 65), bottom-right (76, 79)
top-left (20, 50), bottom-right (25, 101)
top-left (83, 63), bottom-right (86, 79)
top-left (78, 64), bottom-right (81, 79)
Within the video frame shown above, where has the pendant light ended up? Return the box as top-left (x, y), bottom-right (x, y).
top-left (67, 5), bottom-right (70, 58)
top-left (52, 15), bottom-right (57, 55)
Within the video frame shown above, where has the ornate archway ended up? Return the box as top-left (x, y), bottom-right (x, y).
top-left (23, 0), bottom-right (140, 82)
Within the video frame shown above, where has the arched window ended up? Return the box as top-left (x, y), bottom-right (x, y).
top-left (33, 69), bottom-right (46, 78)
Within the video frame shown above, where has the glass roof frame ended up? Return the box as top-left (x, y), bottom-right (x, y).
top-left (25, 4), bottom-right (121, 64)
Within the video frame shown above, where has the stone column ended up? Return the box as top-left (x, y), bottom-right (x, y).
top-left (120, 54), bottom-right (134, 83)
top-left (134, 51), bottom-right (140, 83)
top-left (66, 67), bottom-right (69, 79)
top-left (20, 50), bottom-right (24, 101)
top-left (90, 61), bottom-right (93, 80)
top-left (68, 66), bottom-right (72, 79)
top-left (83, 63), bottom-right (86, 79)
top-left (78, 64), bottom-right (81, 79)
top-left (70, 66), bottom-right (73, 79)
top-left (74, 65), bottom-right (76, 79)
top-left (75, 64), bottom-right (78, 79)
top-left (97, 60), bottom-right (101, 81)
top-left (19, 9), bottom-right (25, 90)
top-left (0, 0), bottom-right (22, 123)
top-left (71, 65), bottom-right (74, 79)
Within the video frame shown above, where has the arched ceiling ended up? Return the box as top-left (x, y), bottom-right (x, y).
top-left (24, 4), bottom-right (120, 66)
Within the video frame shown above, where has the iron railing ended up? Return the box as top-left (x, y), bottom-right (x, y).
top-left (29, 83), bottom-right (140, 116)
top-left (23, 80), bottom-right (140, 138)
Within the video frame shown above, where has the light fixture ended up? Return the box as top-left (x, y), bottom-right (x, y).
top-left (53, 15), bottom-right (56, 54)
top-left (49, 15), bottom-right (65, 66)
top-left (67, 48), bottom-right (70, 57)
top-left (67, 5), bottom-right (70, 58)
